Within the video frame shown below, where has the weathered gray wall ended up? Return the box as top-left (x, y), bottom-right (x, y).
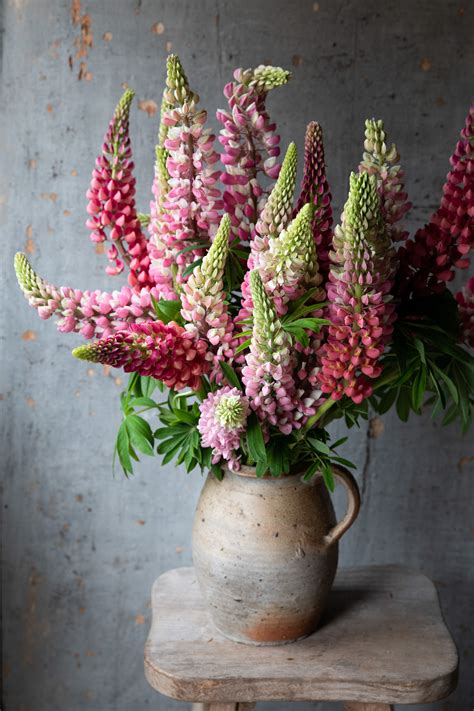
top-left (1, 0), bottom-right (473, 709)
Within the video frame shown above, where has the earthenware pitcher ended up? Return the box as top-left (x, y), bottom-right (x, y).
top-left (192, 465), bottom-right (360, 645)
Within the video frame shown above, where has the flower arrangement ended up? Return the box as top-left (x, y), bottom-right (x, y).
top-left (15, 56), bottom-right (473, 487)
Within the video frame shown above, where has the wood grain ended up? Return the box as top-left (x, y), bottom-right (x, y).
top-left (344, 703), bottom-right (393, 711)
top-left (144, 566), bottom-right (458, 705)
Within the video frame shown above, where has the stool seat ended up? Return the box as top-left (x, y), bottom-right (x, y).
top-left (144, 565), bottom-right (457, 707)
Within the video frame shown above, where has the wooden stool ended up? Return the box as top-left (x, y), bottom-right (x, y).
top-left (144, 566), bottom-right (458, 710)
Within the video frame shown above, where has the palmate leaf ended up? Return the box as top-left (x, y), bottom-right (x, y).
top-left (372, 306), bottom-right (474, 432)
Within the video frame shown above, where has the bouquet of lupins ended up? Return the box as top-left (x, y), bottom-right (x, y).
top-left (15, 56), bottom-right (474, 485)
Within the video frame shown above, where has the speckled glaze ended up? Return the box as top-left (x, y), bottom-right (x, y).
top-left (192, 465), bottom-right (360, 645)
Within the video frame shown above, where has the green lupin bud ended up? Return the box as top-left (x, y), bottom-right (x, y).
top-left (361, 118), bottom-right (398, 166)
top-left (346, 172), bottom-right (385, 238)
top-left (15, 252), bottom-right (42, 295)
top-left (274, 203), bottom-right (323, 289)
top-left (257, 142), bottom-right (298, 238)
top-left (111, 89), bottom-right (135, 142)
top-left (200, 214), bottom-right (231, 283)
top-left (243, 65), bottom-right (291, 93)
top-left (154, 144), bottom-right (170, 194)
top-left (165, 54), bottom-right (199, 106)
top-left (332, 172), bottom-right (395, 287)
top-left (180, 214), bottom-right (232, 344)
top-left (249, 270), bottom-right (285, 355)
top-left (215, 394), bottom-right (247, 429)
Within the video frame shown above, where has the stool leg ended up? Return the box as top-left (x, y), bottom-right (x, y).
top-left (344, 704), bottom-right (393, 711)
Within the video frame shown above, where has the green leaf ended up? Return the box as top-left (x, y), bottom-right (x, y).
top-left (131, 397), bottom-right (159, 409)
top-left (396, 387), bottom-right (410, 422)
top-left (127, 414), bottom-right (154, 444)
top-left (307, 437), bottom-right (332, 456)
top-left (140, 376), bottom-right (158, 398)
top-left (286, 317), bottom-right (330, 331)
top-left (431, 364), bottom-right (459, 405)
top-left (235, 338), bottom-right (251, 354)
top-left (303, 460), bottom-right (320, 481)
top-left (411, 366), bottom-right (427, 411)
top-left (176, 241), bottom-right (211, 256)
top-left (162, 442), bottom-right (184, 464)
top-left (322, 463), bottom-right (335, 492)
top-left (127, 372), bottom-right (142, 395)
top-left (156, 299), bottom-right (182, 323)
top-left (150, 294), bottom-right (162, 320)
top-left (375, 387), bottom-right (398, 415)
top-left (211, 463), bottom-right (224, 481)
top-left (218, 361), bottom-right (243, 390)
top-left (246, 413), bottom-right (266, 464)
top-left (116, 422), bottom-right (133, 476)
top-left (283, 325), bottom-right (309, 347)
top-left (413, 337), bottom-right (426, 365)
top-left (182, 258), bottom-right (203, 278)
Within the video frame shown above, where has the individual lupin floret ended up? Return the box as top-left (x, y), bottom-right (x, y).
top-left (294, 122), bottom-right (333, 276)
top-left (180, 215), bottom-right (234, 357)
top-left (359, 118), bottom-right (411, 243)
top-left (86, 89), bottom-right (152, 288)
top-left (72, 321), bottom-right (210, 391)
top-left (14, 253), bottom-right (157, 339)
top-left (318, 172), bottom-right (397, 404)
top-left (197, 387), bottom-right (250, 471)
top-left (217, 65), bottom-right (291, 242)
top-left (242, 271), bottom-right (297, 434)
top-left (148, 55), bottom-right (223, 296)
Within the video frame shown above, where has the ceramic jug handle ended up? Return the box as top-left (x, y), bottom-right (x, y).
top-left (323, 464), bottom-right (361, 546)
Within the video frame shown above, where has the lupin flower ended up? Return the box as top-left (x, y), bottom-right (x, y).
top-left (148, 55), bottom-right (223, 296)
top-left (180, 214), bottom-right (234, 359)
top-left (14, 253), bottom-right (157, 339)
top-left (456, 277), bottom-right (474, 348)
top-left (259, 203), bottom-right (325, 315)
top-left (72, 321), bottom-right (210, 390)
top-left (217, 65), bottom-right (291, 242)
top-left (359, 118), bottom-right (411, 243)
top-left (294, 122), bottom-right (333, 276)
top-left (318, 172), bottom-right (397, 404)
top-left (242, 271), bottom-right (298, 434)
top-left (396, 106), bottom-right (473, 298)
top-left (86, 89), bottom-right (152, 289)
top-left (238, 143), bottom-right (298, 323)
top-left (197, 387), bottom-right (250, 471)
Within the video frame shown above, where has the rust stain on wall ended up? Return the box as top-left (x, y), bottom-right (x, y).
top-left (40, 192), bottom-right (58, 202)
top-left (22, 568), bottom-right (43, 665)
top-left (22, 330), bottom-right (37, 341)
top-left (420, 57), bottom-right (432, 71)
top-left (369, 416), bottom-right (385, 439)
top-left (138, 99), bottom-right (158, 116)
top-left (457, 455), bottom-right (474, 472)
top-left (70, 1), bottom-right (93, 81)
